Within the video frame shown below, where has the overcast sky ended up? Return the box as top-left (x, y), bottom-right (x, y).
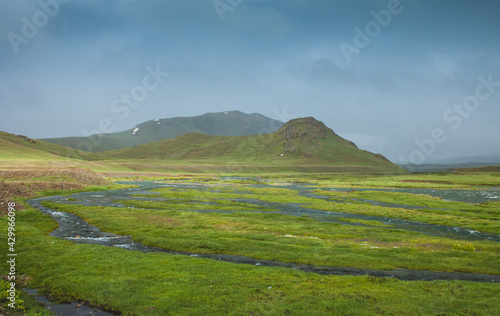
top-left (1, 0), bottom-right (499, 163)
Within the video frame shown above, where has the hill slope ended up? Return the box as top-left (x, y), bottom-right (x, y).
top-left (0, 131), bottom-right (98, 161)
top-left (104, 117), bottom-right (403, 173)
top-left (41, 111), bottom-right (283, 152)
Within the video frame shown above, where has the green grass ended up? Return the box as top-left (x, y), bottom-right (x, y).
top-left (1, 171), bottom-right (499, 315)
top-left (34, 183), bottom-right (137, 198)
top-left (312, 190), bottom-right (500, 234)
top-left (40, 201), bottom-right (500, 275)
top-left (140, 184), bottom-right (500, 234)
top-left (1, 279), bottom-right (55, 316)
top-left (335, 217), bottom-right (395, 227)
top-left (1, 206), bottom-right (499, 315)
top-left (0, 131), bottom-right (100, 161)
top-left (122, 198), bottom-right (272, 212)
top-left (308, 172), bottom-right (500, 188)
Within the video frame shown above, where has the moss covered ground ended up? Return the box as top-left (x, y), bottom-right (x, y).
top-left (1, 171), bottom-right (499, 315)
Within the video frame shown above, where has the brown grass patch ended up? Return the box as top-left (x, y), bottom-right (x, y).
top-left (100, 171), bottom-right (175, 178)
top-left (454, 166), bottom-right (500, 173)
top-left (0, 168), bottom-right (109, 215)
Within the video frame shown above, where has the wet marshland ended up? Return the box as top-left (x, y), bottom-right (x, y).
top-left (27, 180), bottom-right (500, 283)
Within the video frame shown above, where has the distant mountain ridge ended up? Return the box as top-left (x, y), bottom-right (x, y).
top-left (41, 111), bottom-right (284, 152)
top-left (103, 117), bottom-right (403, 173)
top-left (426, 155), bottom-right (500, 165)
top-left (399, 155), bottom-right (500, 172)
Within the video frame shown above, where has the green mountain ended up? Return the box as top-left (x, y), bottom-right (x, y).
top-left (103, 117), bottom-right (403, 173)
top-left (0, 131), bottom-right (98, 161)
top-left (1, 117), bottom-right (404, 173)
top-left (41, 111), bottom-right (283, 152)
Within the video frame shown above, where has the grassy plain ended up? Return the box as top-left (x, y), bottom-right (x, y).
top-left (1, 206), bottom-right (500, 315)
top-left (0, 162), bottom-right (499, 315)
top-left (41, 200), bottom-right (499, 274)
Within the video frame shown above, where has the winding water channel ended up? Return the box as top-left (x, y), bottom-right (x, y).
top-left (27, 181), bottom-right (500, 283)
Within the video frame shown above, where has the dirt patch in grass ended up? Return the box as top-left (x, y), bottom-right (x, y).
top-left (100, 171), bottom-right (175, 178)
top-left (0, 168), bottom-right (109, 184)
top-left (454, 166), bottom-right (500, 173)
top-left (0, 168), bottom-right (109, 215)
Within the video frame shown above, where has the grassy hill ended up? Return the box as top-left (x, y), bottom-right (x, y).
top-left (1, 117), bottom-right (404, 173)
top-left (0, 131), bottom-right (98, 161)
top-left (41, 111), bottom-right (283, 152)
top-left (103, 117), bottom-right (404, 173)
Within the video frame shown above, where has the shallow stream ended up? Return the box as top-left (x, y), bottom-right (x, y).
top-left (23, 289), bottom-right (118, 316)
top-left (26, 180), bottom-right (500, 284)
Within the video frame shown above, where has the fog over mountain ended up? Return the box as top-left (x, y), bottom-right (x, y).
top-left (1, 0), bottom-right (499, 163)
top-left (425, 155), bottom-right (500, 165)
